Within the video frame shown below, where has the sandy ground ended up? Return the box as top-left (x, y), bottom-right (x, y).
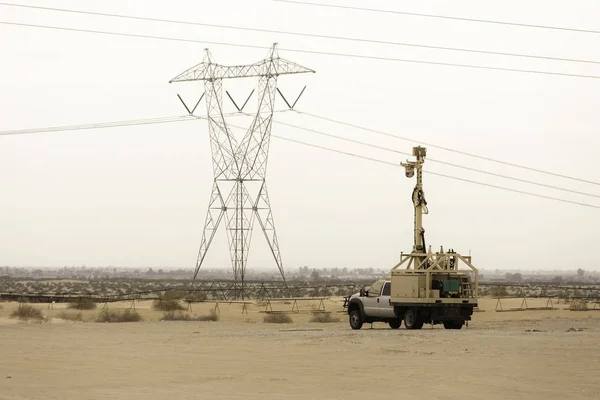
top-left (1, 297), bottom-right (599, 400)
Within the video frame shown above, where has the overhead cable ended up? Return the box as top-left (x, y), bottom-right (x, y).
top-left (267, 132), bottom-right (600, 210)
top-left (275, 120), bottom-right (600, 199)
top-left (273, 0), bottom-right (600, 35)
top-left (6, 114), bottom-right (597, 197)
top-left (0, 111), bottom-right (294, 137)
top-left (1, 2), bottom-right (599, 65)
top-left (0, 115), bottom-right (197, 136)
top-left (293, 110), bottom-right (600, 187)
top-left (1, 115), bottom-right (599, 210)
top-left (2, 21), bottom-right (600, 81)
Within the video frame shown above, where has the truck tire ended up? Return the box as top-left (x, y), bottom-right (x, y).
top-left (388, 319), bottom-right (402, 329)
top-left (349, 309), bottom-right (363, 330)
top-left (403, 309), bottom-right (423, 330)
top-left (443, 320), bottom-right (464, 330)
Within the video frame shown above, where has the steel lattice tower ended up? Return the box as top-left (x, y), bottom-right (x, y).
top-left (170, 44), bottom-right (314, 296)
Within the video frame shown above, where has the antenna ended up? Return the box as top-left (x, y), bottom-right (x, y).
top-left (401, 146), bottom-right (428, 256)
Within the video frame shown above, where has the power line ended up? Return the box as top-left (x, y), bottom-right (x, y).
top-left (0, 111), bottom-right (295, 137)
top-left (0, 20), bottom-right (269, 51)
top-left (5, 114), bottom-right (598, 199)
top-left (1, 115), bottom-right (599, 210)
top-left (293, 110), bottom-right (600, 187)
top-left (275, 120), bottom-right (600, 199)
top-left (0, 115), bottom-right (197, 136)
top-left (2, 2), bottom-right (599, 66)
top-left (269, 132), bottom-right (600, 210)
top-left (3, 20), bottom-right (600, 81)
top-left (276, 133), bottom-right (400, 168)
top-left (274, 0), bottom-right (600, 35)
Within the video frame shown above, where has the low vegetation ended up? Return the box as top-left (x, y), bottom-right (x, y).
top-left (11, 304), bottom-right (44, 321)
top-left (56, 311), bottom-right (84, 322)
top-left (0, 277), bottom-right (367, 303)
top-left (570, 300), bottom-right (589, 311)
top-left (67, 298), bottom-right (97, 310)
top-left (197, 310), bottom-right (219, 321)
top-left (96, 309), bottom-right (142, 323)
top-left (161, 309), bottom-right (219, 322)
top-left (263, 313), bottom-right (293, 324)
top-left (490, 286), bottom-right (509, 297)
top-left (161, 311), bottom-right (193, 321)
top-left (309, 312), bottom-right (340, 323)
top-left (161, 290), bottom-right (188, 300)
top-left (152, 299), bottom-right (185, 311)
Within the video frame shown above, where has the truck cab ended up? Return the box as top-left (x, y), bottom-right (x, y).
top-left (345, 279), bottom-right (402, 330)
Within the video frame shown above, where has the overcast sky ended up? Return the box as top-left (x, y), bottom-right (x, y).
top-left (0, 0), bottom-right (599, 274)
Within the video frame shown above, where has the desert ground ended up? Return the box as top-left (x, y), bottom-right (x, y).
top-left (1, 297), bottom-right (599, 400)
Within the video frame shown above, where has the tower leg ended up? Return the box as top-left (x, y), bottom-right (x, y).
top-left (254, 181), bottom-right (286, 284)
top-left (193, 182), bottom-right (226, 281)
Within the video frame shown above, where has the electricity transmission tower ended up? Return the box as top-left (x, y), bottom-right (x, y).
top-left (170, 43), bottom-right (314, 297)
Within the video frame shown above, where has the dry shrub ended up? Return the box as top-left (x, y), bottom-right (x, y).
top-left (11, 304), bottom-right (43, 320)
top-left (309, 312), bottom-right (340, 323)
top-left (188, 292), bottom-right (208, 301)
top-left (67, 298), bottom-right (97, 310)
top-left (152, 299), bottom-right (185, 311)
top-left (96, 309), bottom-right (142, 323)
top-left (162, 309), bottom-right (219, 322)
top-left (490, 286), bottom-right (508, 297)
top-left (570, 300), bottom-right (589, 311)
top-left (162, 311), bottom-right (192, 321)
top-left (162, 290), bottom-right (188, 301)
top-left (56, 311), bottom-right (84, 322)
top-left (264, 313), bottom-right (293, 324)
top-left (557, 290), bottom-right (568, 300)
top-left (197, 309), bottom-right (219, 321)
top-left (160, 290), bottom-right (207, 302)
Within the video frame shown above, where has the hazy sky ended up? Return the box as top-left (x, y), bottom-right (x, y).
top-left (1, 0), bottom-right (599, 273)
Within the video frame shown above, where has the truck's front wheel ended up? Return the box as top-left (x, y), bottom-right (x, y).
top-left (349, 309), bottom-right (363, 330)
top-left (404, 309), bottom-right (424, 330)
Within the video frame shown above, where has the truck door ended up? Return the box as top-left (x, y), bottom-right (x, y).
top-left (378, 281), bottom-right (395, 318)
top-left (362, 280), bottom-right (384, 317)
top-left (361, 295), bottom-right (379, 317)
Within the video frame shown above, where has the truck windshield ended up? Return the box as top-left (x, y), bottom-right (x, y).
top-left (367, 279), bottom-right (384, 297)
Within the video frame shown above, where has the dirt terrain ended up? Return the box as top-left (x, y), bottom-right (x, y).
top-left (1, 298), bottom-right (599, 400)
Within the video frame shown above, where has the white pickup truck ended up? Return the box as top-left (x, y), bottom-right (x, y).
top-left (344, 279), bottom-right (401, 329)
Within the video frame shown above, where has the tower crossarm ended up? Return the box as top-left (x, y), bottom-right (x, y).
top-left (169, 57), bottom-right (314, 82)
